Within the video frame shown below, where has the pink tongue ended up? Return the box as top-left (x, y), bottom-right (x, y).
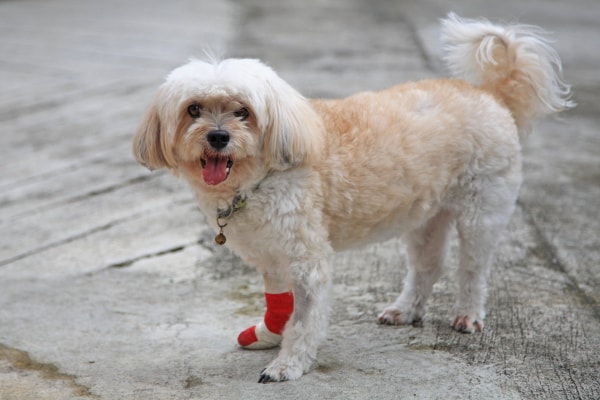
top-left (202, 157), bottom-right (229, 185)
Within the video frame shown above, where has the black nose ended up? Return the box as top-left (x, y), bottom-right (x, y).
top-left (206, 129), bottom-right (230, 150)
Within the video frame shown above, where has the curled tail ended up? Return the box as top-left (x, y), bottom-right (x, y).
top-left (440, 13), bottom-right (575, 138)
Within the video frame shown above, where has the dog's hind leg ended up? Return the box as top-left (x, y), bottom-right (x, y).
top-left (452, 175), bottom-right (520, 333)
top-left (378, 209), bottom-right (454, 326)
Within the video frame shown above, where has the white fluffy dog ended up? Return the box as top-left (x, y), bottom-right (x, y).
top-left (133, 14), bottom-right (573, 382)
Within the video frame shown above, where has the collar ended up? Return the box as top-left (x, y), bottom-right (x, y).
top-left (214, 192), bottom-right (249, 246)
top-left (212, 173), bottom-right (269, 246)
top-left (217, 194), bottom-right (247, 219)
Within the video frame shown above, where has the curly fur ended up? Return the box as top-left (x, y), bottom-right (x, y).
top-left (132, 13), bottom-right (573, 382)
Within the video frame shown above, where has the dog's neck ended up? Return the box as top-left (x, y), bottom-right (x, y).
top-left (212, 176), bottom-right (266, 245)
top-left (217, 193), bottom-right (247, 220)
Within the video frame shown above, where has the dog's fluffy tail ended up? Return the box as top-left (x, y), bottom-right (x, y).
top-left (440, 13), bottom-right (575, 138)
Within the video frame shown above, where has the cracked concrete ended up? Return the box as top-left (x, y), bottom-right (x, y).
top-left (1, 0), bottom-right (599, 399)
top-left (0, 345), bottom-right (96, 400)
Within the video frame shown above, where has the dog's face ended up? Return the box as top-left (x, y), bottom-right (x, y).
top-left (133, 59), bottom-right (324, 192)
top-left (166, 92), bottom-right (263, 189)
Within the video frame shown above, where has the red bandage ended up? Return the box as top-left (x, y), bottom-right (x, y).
top-left (237, 291), bottom-right (294, 349)
top-left (237, 326), bottom-right (258, 347)
top-left (263, 292), bottom-right (294, 334)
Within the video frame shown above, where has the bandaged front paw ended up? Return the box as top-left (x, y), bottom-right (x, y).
top-left (237, 292), bottom-right (294, 350)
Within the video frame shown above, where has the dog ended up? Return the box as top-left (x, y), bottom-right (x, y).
top-left (132, 13), bottom-right (573, 382)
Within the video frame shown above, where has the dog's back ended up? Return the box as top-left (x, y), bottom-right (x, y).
top-left (311, 78), bottom-right (518, 250)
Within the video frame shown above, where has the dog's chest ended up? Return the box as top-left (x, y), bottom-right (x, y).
top-left (195, 176), bottom-right (321, 270)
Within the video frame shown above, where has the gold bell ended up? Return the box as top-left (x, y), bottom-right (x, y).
top-left (215, 217), bottom-right (227, 245)
top-left (215, 232), bottom-right (227, 245)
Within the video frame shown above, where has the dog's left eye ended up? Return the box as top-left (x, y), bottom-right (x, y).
top-left (233, 107), bottom-right (249, 121)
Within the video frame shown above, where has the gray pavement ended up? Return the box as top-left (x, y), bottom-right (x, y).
top-left (0, 0), bottom-right (599, 399)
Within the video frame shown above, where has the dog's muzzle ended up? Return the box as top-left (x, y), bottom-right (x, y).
top-left (201, 130), bottom-right (233, 186)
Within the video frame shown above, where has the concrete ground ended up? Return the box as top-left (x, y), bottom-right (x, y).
top-left (1, 0), bottom-right (599, 399)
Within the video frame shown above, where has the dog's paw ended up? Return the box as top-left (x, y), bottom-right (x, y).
top-left (452, 315), bottom-right (483, 333)
top-left (258, 369), bottom-right (285, 384)
top-left (377, 306), bottom-right (421, 326)
top-left (258, 356), bottom-right (307, 383)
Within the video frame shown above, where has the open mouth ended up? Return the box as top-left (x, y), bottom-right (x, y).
top-left (200, 156), bottom-right (233, 186)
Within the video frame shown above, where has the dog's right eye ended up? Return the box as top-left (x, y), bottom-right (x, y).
top-left (188, 104), bottom-right (202, 118)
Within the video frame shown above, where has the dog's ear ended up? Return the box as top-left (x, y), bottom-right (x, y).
top-left (262, 78), bottom-right (324, 170)
top-left (132, 100), bottom-right (175, 171)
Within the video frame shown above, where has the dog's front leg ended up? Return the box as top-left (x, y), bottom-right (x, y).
top-left (258, 258), bottom-right (331, 383)
top-left (237, 270), bottom-right (294, 350)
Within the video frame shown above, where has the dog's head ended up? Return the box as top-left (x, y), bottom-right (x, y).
top-left (132, 58), bottom-right (323, 189)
